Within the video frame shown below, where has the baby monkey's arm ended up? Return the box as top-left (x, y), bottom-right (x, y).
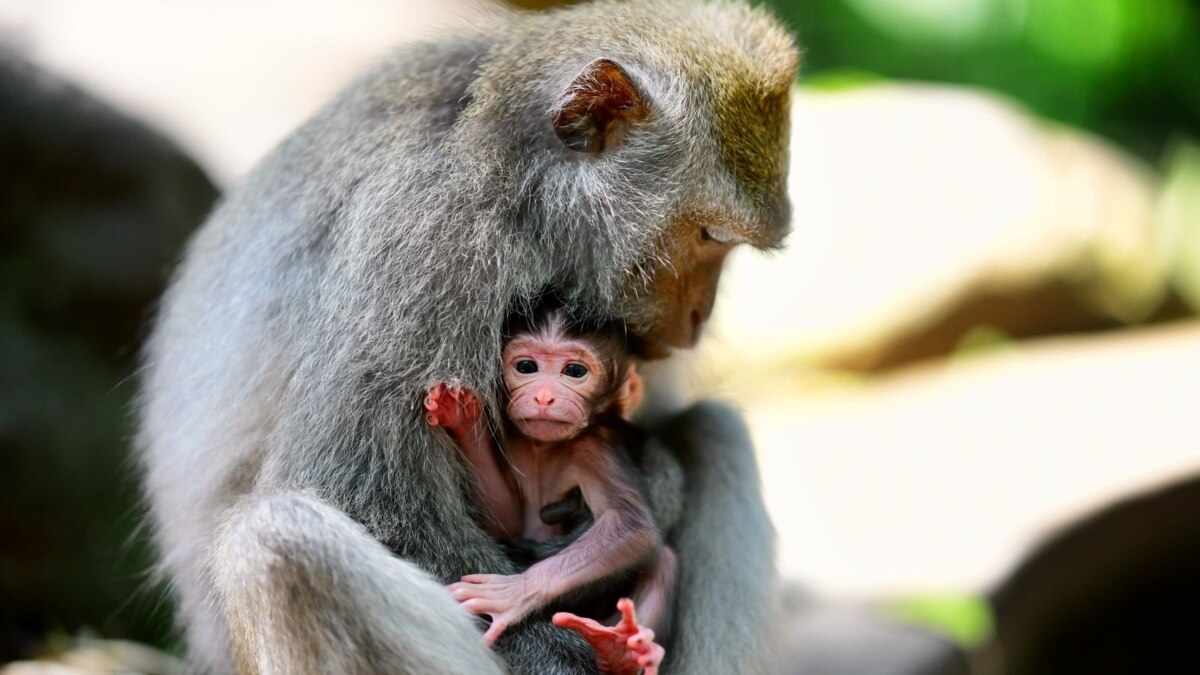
top-left (425, 384), bottom-right (521, 538)
top-left (448, 437), bottom-right (660, 645)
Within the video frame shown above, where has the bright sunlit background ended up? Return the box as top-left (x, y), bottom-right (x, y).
top-left (1, 0), bottom-right (1197, 671)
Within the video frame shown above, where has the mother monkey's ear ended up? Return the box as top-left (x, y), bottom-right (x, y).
top-left (551, 58), bottom-right (647, 153)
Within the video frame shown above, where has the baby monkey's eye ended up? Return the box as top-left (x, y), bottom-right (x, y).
top-left (562, 363), bottom-right (587, 378)
top-left (515, 360), bottom-right (538, 374)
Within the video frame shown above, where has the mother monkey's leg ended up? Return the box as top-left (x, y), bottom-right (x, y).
top-left (212, 492), bottom-right (507, 675)
top-left (655, 402), bottom-right (778, 675)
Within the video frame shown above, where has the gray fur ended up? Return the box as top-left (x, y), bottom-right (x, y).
top-left (136, 1), bottom-right (795, 673)
top-left (213, 492), bottom-right (507, 674)
top-left (653, 401), bottom-right (779, 675)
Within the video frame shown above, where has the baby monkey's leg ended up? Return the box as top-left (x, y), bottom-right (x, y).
top-left (630, 546), bottom-right (677, 639)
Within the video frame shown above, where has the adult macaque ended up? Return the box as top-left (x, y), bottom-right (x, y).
top-left (426, 302), bottom-right (675, 674)
top-left (137, 1), bottom-right (796, 673)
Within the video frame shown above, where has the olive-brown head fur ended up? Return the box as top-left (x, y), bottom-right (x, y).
top-left (463, 0), bottom-right (799, 356)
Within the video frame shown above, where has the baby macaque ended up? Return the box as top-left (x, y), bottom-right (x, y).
top-left (425, 302), bottom-right (675, 675)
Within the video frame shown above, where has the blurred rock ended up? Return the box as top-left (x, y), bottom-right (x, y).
top-left (701, 83), bottom-right (1182, 378)
top-left (739, 320), bottom-right (1200, 596)
top-left (0, 637), bottom-right (183, 675)
top-left (776, 587), bottom-right (969, 675)
top-left (0, 48), bottom-right (218, 659)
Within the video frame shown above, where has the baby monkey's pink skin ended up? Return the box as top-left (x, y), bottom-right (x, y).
top-left (425, 384), bottom-right (522, 536)
top-left (425, 315), bottom-right (672, 674)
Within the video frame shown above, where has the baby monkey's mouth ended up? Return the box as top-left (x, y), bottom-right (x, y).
top-left (514, 418), bottom-right (581, 442)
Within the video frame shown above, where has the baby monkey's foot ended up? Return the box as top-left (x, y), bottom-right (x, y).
top-left (553, 598), bottom-right (664, 675)
top-left (424, 383), bottom-right (481, 439)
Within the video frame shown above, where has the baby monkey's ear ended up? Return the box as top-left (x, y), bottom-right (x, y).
top-left (551, 58), bottom-right (647, 153)
top-left (615, 363), bottom-right (644, 420)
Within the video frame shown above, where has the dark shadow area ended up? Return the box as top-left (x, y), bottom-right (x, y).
top-left (0, 47), bottom-right (219, 660)
top-left (989, 473), bottom-right (1200, 674)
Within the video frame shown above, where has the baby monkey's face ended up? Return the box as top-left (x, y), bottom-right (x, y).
top-left (502, 334), bottom-right (610, 443)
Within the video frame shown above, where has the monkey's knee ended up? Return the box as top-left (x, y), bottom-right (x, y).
top-left (213, 492), bottom-right (360, 600)
top-left (657, 545), bottom-right (679, 583)
top-left (212, 492), bottom-right (503, 674)
top-left (218, 492), bottom-right (319, 562)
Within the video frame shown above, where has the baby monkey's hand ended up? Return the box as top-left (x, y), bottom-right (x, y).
top-left (424, 384), bottom-right (481, 440)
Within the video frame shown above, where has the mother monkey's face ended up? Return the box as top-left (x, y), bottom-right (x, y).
top-left (607, 89), bottom-right (794, 358)
top-left (543, 16), bottom-right (796, 356)
top-left (616, 202), bottom-right (790, 359)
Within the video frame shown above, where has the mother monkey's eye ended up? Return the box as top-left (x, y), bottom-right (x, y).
top-left (515, 360), bottom-right (538, 374)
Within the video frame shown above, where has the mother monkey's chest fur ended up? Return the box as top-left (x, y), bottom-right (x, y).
top-left (136, 2), bottom-right (797, 674)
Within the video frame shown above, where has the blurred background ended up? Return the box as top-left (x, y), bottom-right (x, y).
top-left (0, 0), bottom-right (1197, 673)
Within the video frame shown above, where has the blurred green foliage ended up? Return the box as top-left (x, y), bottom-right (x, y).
top-left (883, 592), bottom-right (995, 649)
top-left (766, 0), bottom-right (1200, 160)
top-left (1158, 141), bottom-right (1200, 311)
